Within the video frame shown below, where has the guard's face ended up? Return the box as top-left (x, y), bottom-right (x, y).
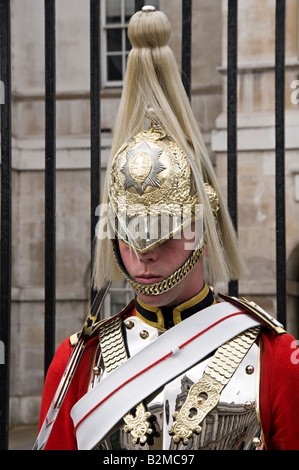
top-left (118, 228), bottom-right (204, 307)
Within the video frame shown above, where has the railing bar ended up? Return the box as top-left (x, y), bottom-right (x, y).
top-left (227, 0), bottom-right (239, 297)
top-left (44, 0), bottom-right (56, 376)
top-left (90, 0), bottom-right (101, 303)
top-left (0, 0), bottom-right (12, 451)
top-left (275, 0), bottom-right (286, 327)
top-left (182, 0), bottom-right (192, 100)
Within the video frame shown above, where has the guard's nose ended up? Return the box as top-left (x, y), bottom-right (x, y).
top-left (137, 249), bottom-right (158, 263)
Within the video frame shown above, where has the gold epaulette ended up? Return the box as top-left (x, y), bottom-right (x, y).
top-left (69, 299), bottom-right (135, 347)
top-left (218, 293), bottom-right (286, 335)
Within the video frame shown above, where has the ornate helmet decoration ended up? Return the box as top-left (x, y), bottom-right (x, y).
top-left (107, 126), bottom-right (219, 295)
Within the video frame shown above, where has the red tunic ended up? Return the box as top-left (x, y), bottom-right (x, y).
top-left (38, 306), bottom-right (299, 450)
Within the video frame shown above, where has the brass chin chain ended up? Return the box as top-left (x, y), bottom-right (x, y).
top-left (112, 241), bottom-right (204, 296)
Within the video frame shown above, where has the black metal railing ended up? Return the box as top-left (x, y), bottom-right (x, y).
top-left (275, 0), bottom-right (286, 328)
top-left (0, 0), bottom-right (12, 452)
top-left (227, 0), bottom-right (238, 298)
top-left (44, 0), bottom-right (56, 378)
top-left (0, 0), bottom-right (287, 450)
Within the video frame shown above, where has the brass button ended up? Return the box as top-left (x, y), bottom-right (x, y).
top-left (245, 365), bottom-right (254, 375)
top-left (243, 401), bottom-right (253, 411)
top-left (140, 330), bottom-right (149, 339)
top-left (252, 437), bottom-right (262, 448)
top-left (124, 320), bottom-right (135, 330)
top-left (93, 366), bottom-right (102, 376)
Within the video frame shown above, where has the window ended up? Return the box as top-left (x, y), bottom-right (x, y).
top-left (101, 0), bottom-right (160, 87)
top-left (103, 280), bottom-right (135, 318)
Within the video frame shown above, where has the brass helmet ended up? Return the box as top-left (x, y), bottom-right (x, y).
top-left (107, 126), bottom-right (219, 295)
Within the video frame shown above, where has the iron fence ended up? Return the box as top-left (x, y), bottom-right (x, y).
top-left (0, 0), bottom-right (286, 450)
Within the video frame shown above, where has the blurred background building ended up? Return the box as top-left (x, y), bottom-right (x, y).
top-left (6, 0), bottom-right (299, 427)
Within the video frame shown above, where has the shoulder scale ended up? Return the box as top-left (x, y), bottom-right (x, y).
top-left (69, 299), bottom-right (135, 347)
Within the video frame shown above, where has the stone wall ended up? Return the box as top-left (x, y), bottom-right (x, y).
top-left (212, 0), bottom-right (299, 336)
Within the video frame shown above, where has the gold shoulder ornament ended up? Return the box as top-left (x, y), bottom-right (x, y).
top-left (218, 293), bottom-right (286, 335)
top-left (69, 300), bottom-right (135, 347)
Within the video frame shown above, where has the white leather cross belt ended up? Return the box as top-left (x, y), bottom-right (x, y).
top-left (71, 301), bottom-right (261, 449)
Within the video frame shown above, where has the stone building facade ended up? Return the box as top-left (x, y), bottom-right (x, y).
top-left (6, 0), bottom-right (299, 426)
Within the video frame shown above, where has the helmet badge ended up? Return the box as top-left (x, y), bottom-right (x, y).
top-left (121, 142), bottom-right (166, 195)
